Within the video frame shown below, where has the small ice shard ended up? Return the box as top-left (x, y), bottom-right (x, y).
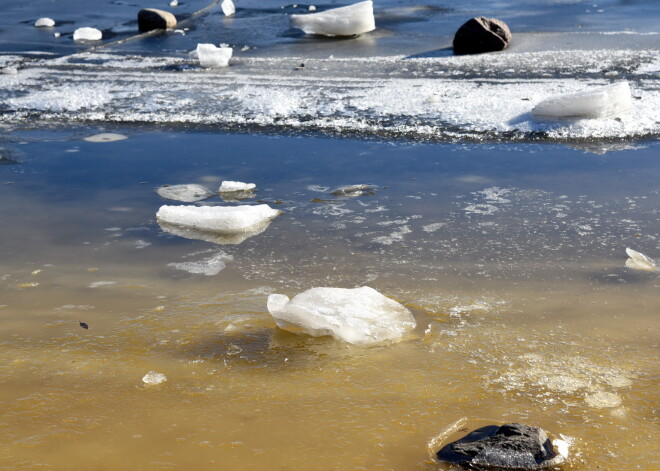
top-left (35, 18), bottom-right (55, 28)
top-left (552, 437), bottom-right (570, 459)
top-left (156, 184), bottom-right (214, 202)
top-left (83, 133), bottom-right (128, 143)
top-left (73, 27), bottom-right (103, 41)
top-left (221, 0), bottom-right (236, 16)
top-left (625, 247), bottom-right (657, 271)
top-left (219, 181), bottom-right (256, 192)
top-left (266, 286), bottom-right (416, 345)
top-left (142, 371), bottom-right (167, 385)
top-left (157, 204), bottom-right (281, 244)
top-left (290, 0), bottom-right (376, 37)
top-left (532, 82), bottom-right (633, 119)
top-left (331, 184), bottom-right (376, 197)
top-left (196, 43), bottom-right (233, 68)
top-left (169, 0), bottom-right (179, 6)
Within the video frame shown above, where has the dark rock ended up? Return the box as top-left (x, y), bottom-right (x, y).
top-left (436, 423), bottom-right (563, 470)
top-left (138, 8), bottom-right (177, 32)
top-left (453, 17), bottom-right (511, 55)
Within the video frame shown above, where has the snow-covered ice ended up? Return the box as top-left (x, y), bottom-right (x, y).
top-left (73, 27), bottom-right (103, 41)
top-left (290, 1), bottom-right (375, 37)
top-left (34, 18), bottom-right (55, 28)
top-left (221, 0), bottom-right (235, 16)
top-left (266, 286), bottom-right (416, 345)
top-left (156, 184), bottom-right (214, 202)
top-left (219, 181), bottom-right (256, 192)
top-left (196, 43), bottom-right (232, 68)
top-left (625, 247), bottom-right (657, 271)
top-left (142, 371), bottom-right (167, 385)
top-left (532, 82), bottom-right (633, 119)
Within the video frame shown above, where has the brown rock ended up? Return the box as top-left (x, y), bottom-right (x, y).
top-left (138, 8), bottom-right (177, 32)
top-left (453, 17), bottom-right (511, 55)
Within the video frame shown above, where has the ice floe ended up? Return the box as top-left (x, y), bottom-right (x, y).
top-left (196, 44), bottom-right (232, 68)
top-left (532, 82), bottom-right (633, 119)
top-left (625, 247), bottom-right (657, 271)
top-left (219, 181), bottom-right (256, 192)
top-left (221, 0), bottom-right (235, 16)
top-left (142, 371), bottom-right (167, 385)
top-left (290, 1), bottom-right (375, 37)
top-left (83, 133), bottom-right (127, 143)
top-left (73, 27), bottom-right (103, 41)
top-left (156, 184), bottom-right (214, 202)
top-left (34, 18), bottom-right (55, 28)
top-left (266, 286), bottom-right (416, 345)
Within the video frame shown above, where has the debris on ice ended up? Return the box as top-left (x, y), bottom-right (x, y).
top-left (532, 82), bottom-right (633, 118)
top-left (73, 27), bottom-right (103, 41)
top-left (157, 204), bottom-right (281, 244)
top-left (219, 181), bottom-right (256, 192)
top-left (34, 18), bottom-right (55, 28)
top-left (142, 371), bottom-right (167, 385)
top-left (331, 184), bottom-right (376, 197)
top-left (290, 0), bottom-right (376, 37)
top-left (221, 0), bottom-right (236, 16)
top-left (625, 247), bottom-right (657, 271)
top-left (156, 184), bottom-right (214, 202)
top-left (196, 43), bottom-right (232, 68)
top-left (83, 133), bottom-right (127, 143)
top-left (266, 286), bottom-right (416, 345)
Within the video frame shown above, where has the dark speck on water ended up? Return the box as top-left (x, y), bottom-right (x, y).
top-left (79, 321), bottom-right (89, 330)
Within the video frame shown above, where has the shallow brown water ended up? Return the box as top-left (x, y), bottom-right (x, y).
top-left (0, 129), bottom-right (658, 470)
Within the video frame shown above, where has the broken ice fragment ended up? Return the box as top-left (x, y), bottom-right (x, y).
top-left (35, 18), bottom-right (55, 28)
top-left (331, 184), bottom-right (376, 197)
top-left (73, 27), bottom-right (103, 41)
top-left (219, 181), bottom-right (256, 192)
top-left (142, 371), bottom-right (167, 385)
top-left (290, 1), bottom-right (375, 37)
top-left (83, 133), bottom-right (127, 143)
top-left (267, 286), bottom-right (416, 345)
top-left (532, 82), bottom-right (632, 119)
top-left (196, 43), bottom-right (232, 68)
top-left (221, 0), bottom-right (236, 16)
top-left (625, 247), bottom-right (657, 272)
top-left (156, 184), bottom-right (214, 202)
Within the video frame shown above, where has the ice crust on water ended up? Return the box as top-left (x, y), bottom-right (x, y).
top-left (142, 371), bottom-right (167, 385)
top-left (168, 251), bottom-right (233, 276)
top-left (219, 181), bottom-right (256, 192)
top-left (532, 82), bottom-right (633, 118)
top-left (34, 18), bottom-right (55, 28)
top-left (221, 0), bottom-right (235, 16)
top-left (83, 133), bottom-right (127, 143)
top-left (290, 1), bottom-right (375, 37)
top-left (196, 44), bottom-right (232, 68)
top-left (266, 286), bottom-right (416, 345)
top-left (625, 247), bottom-right (657, 271)
top-left (157, 184), bottom-right (214, 202)
top-left (157, 204), bottom-right (281, 234)
top-left (73, 27), bottom-right (103, 41)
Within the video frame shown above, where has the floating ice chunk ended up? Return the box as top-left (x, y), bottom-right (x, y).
top-left (290, 1), bottom-right (375, 37)
top-left (142, 371), bottom-right (167, 385)
top-left (157, 204), bottom-right (281, 244)
top-left (625, 247), bottom-right (657, 271)
top-left (156, 184), bottom-right (214, 202)
top-left (221, 0), bottom-right (236, 16)
top-left (83, 133), bottom-right (127, 143)
top-left (35, 18), bottom-right (55, 28)
top-left (169, 0), bottom-right (179, 6)
top-left (73, 27), bottom-right (103, 41)
top-left (532, 82), bottom-right (632, 118)
top-left (196, 43), bottom-right (232, 68)
top-left (219, 181), bottom-right (256, 192)
top-left (585, 391), bottom-right (622, 408)
top-left (331, 184), bottom-right (376, 197)
top-left (267, 286), bottom-right (416, 345)
top-left (168, 251), bottom-right (233, 276)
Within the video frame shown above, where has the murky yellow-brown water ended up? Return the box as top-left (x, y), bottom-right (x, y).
top-left (0, 130), bottom-right (658, 470)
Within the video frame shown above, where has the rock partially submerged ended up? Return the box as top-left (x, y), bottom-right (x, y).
top-left (625, 247), bottom-right (657, 272)
top-left (138, 8), bottom-right (177, 32)
top-left (156, 184), bottom-right (215, 202)
top-left (267, 286), bottom-right (416, 345)
top-left (196, 43), bottom-right (233, 68)
top-left (436, 423), bottom-right (568, 470)
top-left (290, 0), bottom-right (376, 37)
top-left (73, 27), bottom-right (102, 41)
top-left (453, 17), bottom-right (511, 55)
top-left (532, 82), bottom-right (633, 119)
top-left (34, 18), bottom-right (55, 28)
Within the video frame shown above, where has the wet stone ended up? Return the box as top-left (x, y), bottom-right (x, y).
top-left (138, 8), bottom-right (177, 32)
top-left (453, 17), bottom-right (512, 55)
top-left (437, 423), bottom-right (563, 470)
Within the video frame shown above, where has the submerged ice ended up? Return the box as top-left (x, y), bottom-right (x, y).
top-left (156, 184), bottom-right (214, 202)
top-left (290, 1), bottom-right (375, 37)
top-left (266, 286), bottom-right (416, 345)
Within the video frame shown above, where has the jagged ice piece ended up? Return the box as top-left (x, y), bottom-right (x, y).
top-left (290, 1), bottom-right (375, 37)
top-left (221, 0), bottom-right (236, 16)
top-left (625, 247), bottom-right (657, 271)
top-left (532, 82), bottom-right (632, 118)
top-left (196, 43), bottom-right (232, 68)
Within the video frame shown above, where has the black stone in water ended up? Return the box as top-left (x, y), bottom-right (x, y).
top-left (436, 423), bottom-right (558, 470)
top-left (79, 321), bottom-right (89, 330)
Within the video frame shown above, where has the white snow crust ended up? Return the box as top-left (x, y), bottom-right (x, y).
top-left (266, 286), bottom-right (416, 345)
top-left (290, 1), bottom-right (375, 37)
top-left (196, 44), bottom-right (232, 68)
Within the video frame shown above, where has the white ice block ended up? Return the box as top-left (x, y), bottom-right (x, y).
top-left (157, 184), bottom-right (214, 202)
top-left (196, 43), bottom-right (232, 68)
top-left (35, 18), bottom-right (55, 28)
top-left (625, 247), bottom-right (657, 271)
top-left (267, 286), bottom-right (416, 345)
top-left (157, 204), bottom-right (280, 234)
top-left (142, 371), bottom-right (167, 385)
top-left (221, 0), bottom-right (236, 16)
top-left (73, 27), bottom-right (103, 41)
top-left (290, 1), bottom-right (376, 37)
top-left (532, 82), bottom-right (633, 119)
top-left (219, 181), bottom-right (256, 192)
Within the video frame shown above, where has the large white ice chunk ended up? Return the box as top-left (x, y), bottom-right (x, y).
top-left (157, 204), bottom-right (281, 244)
top-left (267, 286), bottom-right (416, 345)
top-left (221, 0), bottom-right (236, 16)
top-left (219, 181), bottom-right (256, 192)
top-left (73, 27), bottom-right (103, 41)
top-left (532, 82), bottom-right (633, 119)
top-left (290, 1), bottom-right (376, 37)
top-left (196, 43), bottom-right (232, 68)
top-left (625, 247), bottom-right (657, 271)
top-left (35, 18), bottom-right (55, 28)
top-left (156, 184), bottom-right (214, 202)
